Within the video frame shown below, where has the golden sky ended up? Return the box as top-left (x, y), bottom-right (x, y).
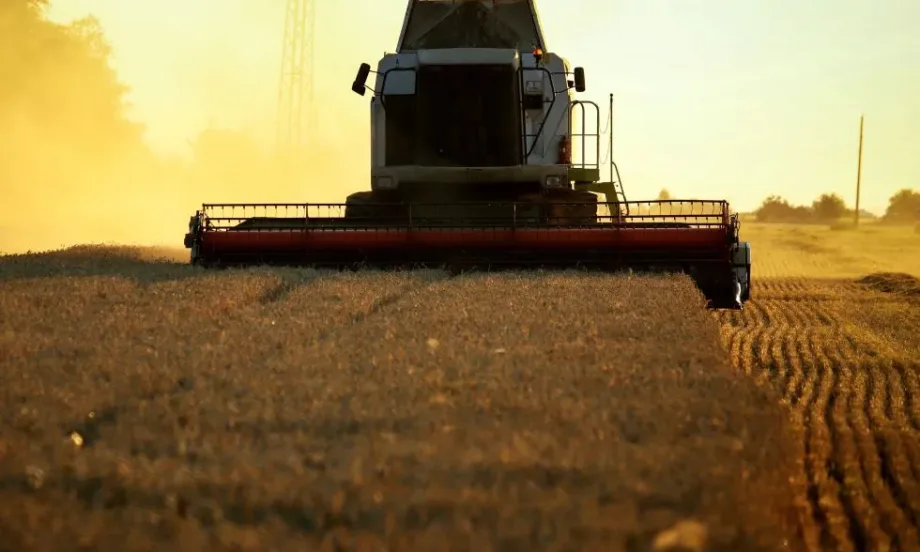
top-left (48, 0), bottom-right (920, 214)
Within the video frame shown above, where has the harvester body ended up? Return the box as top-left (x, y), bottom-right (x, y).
top-left (183, 0), bottom-right (753, 309)
top-left (354, 0), bottom-right (614, 224)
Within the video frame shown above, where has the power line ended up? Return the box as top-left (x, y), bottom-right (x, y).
top-left (276, 0), bottom-right (315, 154)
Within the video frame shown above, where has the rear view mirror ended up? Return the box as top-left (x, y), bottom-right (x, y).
top-left (573, 67), bottom-right (586, 92)
top-left (352, 63), bottom-right (371, 96)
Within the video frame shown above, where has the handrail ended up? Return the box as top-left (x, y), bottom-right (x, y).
top-left (377, 66), bottom-right (418, 108)
top-left (570, 100), bottom-right (600, 171)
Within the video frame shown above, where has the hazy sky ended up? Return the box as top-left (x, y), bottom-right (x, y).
top-left (48, 0), bottom-right (920, 214)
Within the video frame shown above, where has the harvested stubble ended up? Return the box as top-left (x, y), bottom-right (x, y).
top-left (719, 223), bottom-right (920, 550)
top-left (739, 222), bottom-right (920, 280)
top-left (1, 246), bottom-right (801, 551)
top-left (716, 275), bottom-right (920, 552)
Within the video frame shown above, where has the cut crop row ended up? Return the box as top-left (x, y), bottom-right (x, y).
top-left (717, 277), bottom-right (920, 551)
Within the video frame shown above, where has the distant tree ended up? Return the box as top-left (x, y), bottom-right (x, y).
top-left (0, 0), bottom-right (48, 21)
top-left (0, 0), bottom-right (149, 232)
top-left (657, 188), bottom-right (671, 200)
top-left (0, 2), bottom-right (142, 153)
top-left (811, 193), bottom-right (848, 221)
top-left (849, 208), bottom-right (877, 220)
top-left (755, 195), bottom-right (807, 222)
top-left (883, 189), bottom-right (920, 223)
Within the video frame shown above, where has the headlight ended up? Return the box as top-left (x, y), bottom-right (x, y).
top-left (375, 176), bottom-right (396, 190)
top-left (544, 175), bottom-right (565, 188)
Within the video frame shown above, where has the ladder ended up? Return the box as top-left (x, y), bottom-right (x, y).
top-left (570, 94), bottom-right (629, 218)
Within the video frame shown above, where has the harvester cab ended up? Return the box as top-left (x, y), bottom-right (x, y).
top-left (183, 0), bottom-right (753, 309)
top-left (348, 0), bottom-right (623, 225)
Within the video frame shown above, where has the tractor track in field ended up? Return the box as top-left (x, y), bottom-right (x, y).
top-left (717, 277), bottom-right (920, 551)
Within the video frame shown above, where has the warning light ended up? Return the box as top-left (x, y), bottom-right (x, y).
top-left (532, 47), bottom-right (543, 62)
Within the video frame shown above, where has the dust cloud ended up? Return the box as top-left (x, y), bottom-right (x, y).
top-left (0, 0), bottom-right (369, 254)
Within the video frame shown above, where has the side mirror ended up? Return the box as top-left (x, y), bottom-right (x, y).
top-left (573, 67), bottom-right (586, 92)
top-left (352, 63), bottom-right (371, 96)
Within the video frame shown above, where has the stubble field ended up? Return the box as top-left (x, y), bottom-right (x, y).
top-left (0, 246), bottom-right (800, 551)
top-left (0, 221), bottom-right (917, 551)
top-left (716, 222), bottom-right (920, 551)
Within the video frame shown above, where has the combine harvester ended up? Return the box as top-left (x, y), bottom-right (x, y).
top-left (183, 0), bottom-right (751, 309)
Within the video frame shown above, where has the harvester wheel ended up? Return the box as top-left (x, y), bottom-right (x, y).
top-left (344, 190), bottom-right (406, 226)
top-left (521, 189), bottom-right (598, 226)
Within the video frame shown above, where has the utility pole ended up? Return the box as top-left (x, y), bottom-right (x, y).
top-left (854, 114), bottom-right (864, 226)
top-left (608, 93), bottom-right (614, 183)
top-left (276, 0), bottom-right (315, 155)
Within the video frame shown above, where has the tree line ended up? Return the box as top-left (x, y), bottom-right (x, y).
top-left (752, 190), bottom-right (920, 223)
top-left (1, 1), bottom-right (322, 250)
top-left (0, 0), bottom-right (146, 171)
top-left (655, 188), bottom-right (920, 224)
top-left (1, 1), bottom-right (270, 197)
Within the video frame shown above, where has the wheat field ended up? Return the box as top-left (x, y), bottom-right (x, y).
top-left (716, 222), bottom-right (920, 551)
top-left (0, 246), bottom-right (800, 551)
top-left (0, 221), bottom-right (918, 551)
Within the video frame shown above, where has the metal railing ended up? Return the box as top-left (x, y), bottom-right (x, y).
top-left (570, 100), bottom-right (600, 173)
top-left (194, 200), bottom-right (732, 232)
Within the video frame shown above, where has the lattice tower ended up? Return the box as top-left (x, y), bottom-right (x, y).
top-left (276, 0), bottom-right (315, 152)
